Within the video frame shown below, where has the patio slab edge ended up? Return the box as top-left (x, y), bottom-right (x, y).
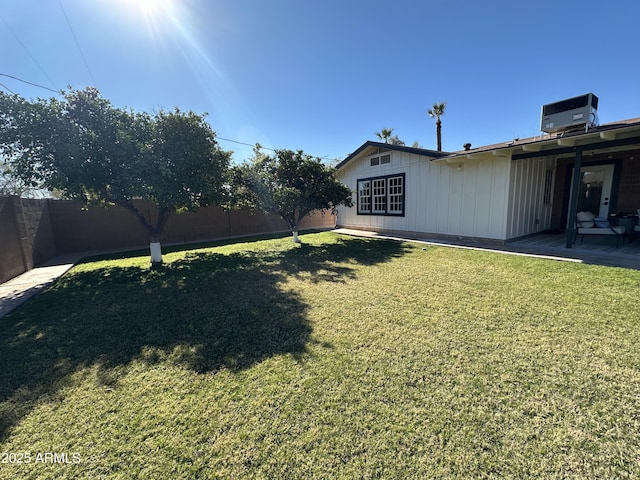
top-left (333, 228), bottom-right (640, 270)
top-left (0, 254), bottom-right (84, 319)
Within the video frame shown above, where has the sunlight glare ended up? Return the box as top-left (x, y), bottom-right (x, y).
top-left (106, 0), bottom-right (245, 126)
top-left (115, 0), bottom-right (175, 38)
top-left (124, 0), bottom-right (169, 16)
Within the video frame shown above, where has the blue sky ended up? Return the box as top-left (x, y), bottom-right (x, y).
top-left (2, 0), bottom-right (639, 163)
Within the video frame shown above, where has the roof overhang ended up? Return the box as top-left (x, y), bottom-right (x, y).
top-left (335, 141), bottom-right (449, 171)
top-left (438, 149), bottom-right (514, 163)
top-left (431, 121), bottom-right (640, 164)
top-left (512, 132), bottom-right (640, 161)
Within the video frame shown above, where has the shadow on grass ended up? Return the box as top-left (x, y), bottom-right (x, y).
top-left (0, 235), bottom-right (409, 440)
top-left (79, 230), bottom-right (300, 263)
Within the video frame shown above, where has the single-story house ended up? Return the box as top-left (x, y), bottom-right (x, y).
top-left (335, 102), bottom-right (640, 249)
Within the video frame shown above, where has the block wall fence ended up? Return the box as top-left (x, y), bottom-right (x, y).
top-left (0, 196), bottom-right (335, 284)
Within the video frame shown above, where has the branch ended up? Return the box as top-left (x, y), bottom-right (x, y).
top-left (107, 196), bottom-right (155, 236)
top-left (155, 206), bottom-right (173, 237)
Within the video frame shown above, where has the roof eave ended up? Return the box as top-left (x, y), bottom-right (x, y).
top-left (433, 120), bottom-right (640, 163)
top-left (335, 141), bottom-right (450, 171)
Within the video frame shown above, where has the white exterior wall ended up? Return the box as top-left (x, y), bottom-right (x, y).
top-left (505, 156), bottom-right (556, 239)
top-left (336, 150), bottom-right (512, 240)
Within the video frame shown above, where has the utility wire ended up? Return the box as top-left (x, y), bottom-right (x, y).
top-left (0, 75), bottom-right (338, 163)
top-left (58, 0), bottom-right (97, 87)
top-left (0, 81), bottom-right (16, 94)
top-left (218, 137), bottom-right (275, 151)
top-left (0, 73), bottom-right (59, 94)
top-left (217, 136), bottom-right (338, 162)
top-left (0, 15), bottom-right (59, 91)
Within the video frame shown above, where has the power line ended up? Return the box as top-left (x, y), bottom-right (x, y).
top-left (217, 137), bottom-right (275, 151)
top-left (0, 81), bottom-right (16, 94)
top-left (58, 0), bottom-right (97, 87)
top-left (0, 73), bottom-right (59, 94)
top-left (0, 14), bottom-right (59, 91)
top-left (217, 136), bottom-right (339, 162)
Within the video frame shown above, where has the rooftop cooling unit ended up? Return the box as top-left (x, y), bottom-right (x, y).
top-left (540, 93), bottom-right (598, 134)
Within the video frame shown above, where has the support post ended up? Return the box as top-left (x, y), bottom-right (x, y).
top-left (565, 148), bottom-right (583, 248)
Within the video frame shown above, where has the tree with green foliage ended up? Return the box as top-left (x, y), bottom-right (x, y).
top-left (232, 147), bottom-right (353, 243)
top-left (428, 101), bottom-right (447, 151)
top-left (0, 87), bottom-right (231, 266)
top-left (0, 160), bottom-right (40, 197)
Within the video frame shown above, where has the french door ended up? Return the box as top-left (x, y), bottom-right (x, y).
top-left (568, 164), bottom-right (615, 219)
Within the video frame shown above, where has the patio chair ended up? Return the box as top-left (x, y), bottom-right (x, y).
top-left (573, 211), bottom-right (626, 248)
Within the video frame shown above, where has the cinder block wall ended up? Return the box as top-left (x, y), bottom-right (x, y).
top-left (1, 196), bottom-right (335, 284)
top-left (0, 196), bottom-right (25, 283)
top-left (0, 196), bottom-right (57, 284)
top-left (49, 201), bottom-right (334, 254)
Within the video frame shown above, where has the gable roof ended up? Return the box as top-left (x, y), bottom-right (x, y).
top-left (337, 118), bottom-right (640, 171)
top-left (335, 141), bottom-right (450, 171)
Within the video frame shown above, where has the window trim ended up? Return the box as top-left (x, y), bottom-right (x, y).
top-left (369, 152), bottom-right (391, 167)
top-left (357, 179), bottom-right (372, 214)
top-left (387, 175), bottom-right (404, 215)
top-left (356, 173), bottom-right (405, 217)
top-left (372, 178), bottom-right (387, 214)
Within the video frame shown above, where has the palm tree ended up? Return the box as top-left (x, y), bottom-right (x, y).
top-left (387, 135), bottom-right (405, 146)
top-left (375, 128), bottom-right (394, 143)
top-left (427, 102), bottom-right (447, 151)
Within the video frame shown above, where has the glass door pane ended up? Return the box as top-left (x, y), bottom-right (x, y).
top-left (577, 170), bottom-right (604, 215)
top-left (569, 164), bottom-right (614, 220)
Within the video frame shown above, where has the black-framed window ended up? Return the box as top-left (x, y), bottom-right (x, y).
top-left (372, 178), bottom-right (386, 213)
top-left (358, 179), bottom-right (371, 213)
top-left (357, 173), bottom-right (405, 216)
top-left (369, 153), bottom-right (391, 166)
top-left (387, 175), bottom-right (404, 214)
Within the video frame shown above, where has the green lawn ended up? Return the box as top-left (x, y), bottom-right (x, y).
top-left (1, 232), bottom-right (639, 479)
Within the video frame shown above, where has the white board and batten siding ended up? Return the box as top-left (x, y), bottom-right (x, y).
top-left (336, 149), bottom-right (514, 240)
top-left (505, 156), bottom-right (556, 239)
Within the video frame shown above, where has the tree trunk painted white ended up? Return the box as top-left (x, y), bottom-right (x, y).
top-left (292, 230), bottom-right (301, 243)
top-left (150, 242), bottom-right (163, 264)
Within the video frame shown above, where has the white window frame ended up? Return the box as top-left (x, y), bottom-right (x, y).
top-left (372, 178), bottom-right (386, 214)
top-left (387, 175), bottom-right (404, 214)
top-left (357, 179), bottom-right (371, 213)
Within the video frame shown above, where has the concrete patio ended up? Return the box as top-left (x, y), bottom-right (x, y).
top-left (335, 228), bottom-right (640, 271)
top-left (507, 231), bottom-right (640, 269)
